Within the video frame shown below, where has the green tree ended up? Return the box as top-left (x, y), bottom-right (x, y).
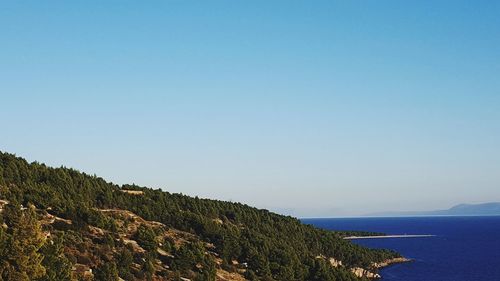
top-left (0, 204), bottom-right (46, 281)
top-left (39, 234), bottom-right (74, 281)
top-left (94, 262), bottom-right (119, 281)
top-left (143, 256), bottom-right (155, 281)
top-left (117, 248), bottom-right (134, 280)
top-left (134, 224), bottom-right (157, 253)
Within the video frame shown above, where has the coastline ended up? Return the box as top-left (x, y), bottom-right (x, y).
top-left (374, 257), bottom-right (412, 269)
top-left (350, 257), bottom-right (412, 279)
top-left (344, 234), bottom-right (435, 240)
top-left (308, 216), bottom-right (500, 280)
top-left (346, 235), bottom-right (422, 278)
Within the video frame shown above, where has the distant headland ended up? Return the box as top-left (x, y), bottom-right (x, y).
top-left (367, 202), bottom-right (500, 217)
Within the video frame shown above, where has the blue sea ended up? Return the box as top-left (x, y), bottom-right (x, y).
top-left (303, 216), bottom-right (500, 281)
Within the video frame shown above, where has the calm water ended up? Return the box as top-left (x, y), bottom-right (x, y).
top-left (303, 216), bottom-right (500, 281)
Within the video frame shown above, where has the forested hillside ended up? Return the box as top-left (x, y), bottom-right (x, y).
top-left (0, 151), bottom-right (399, 281)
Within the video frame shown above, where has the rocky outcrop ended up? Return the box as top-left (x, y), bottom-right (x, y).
top-left (352, 257), bottom-right (411, 279)
top-left (120, 189), bottom-right (144, 195)
top-left (329, 258), bottom-right (343, 267)
top-left (373, 257), bottom-right (411, 268)
top-left (0, 199), bottom-right (8, 212)
top-left (317, 255), bottom-right (380, 279)
top-left (321, 255), bottom-right (411, 279)
top-left (351, 267), bottom-right (381, 279)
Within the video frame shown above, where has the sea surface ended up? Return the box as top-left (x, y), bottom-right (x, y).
top-left (302, 216), bottom-right (500, 281)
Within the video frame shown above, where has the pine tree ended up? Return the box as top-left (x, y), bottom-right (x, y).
top-left (39, 234), bottom-right (74, 281)
top-left (94, 262), bottom-right (119, 281)
top-left (0, 204), bottom-right (46, 281)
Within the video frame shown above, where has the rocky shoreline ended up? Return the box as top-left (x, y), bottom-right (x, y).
top-left (373, 257), bottom-right (411, 269)
top-left (353, 257), bottom-right (412, 279)
top-left (324, 255), bottom-right (411, 279)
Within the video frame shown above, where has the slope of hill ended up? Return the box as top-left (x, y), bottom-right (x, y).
top-left (0, 151), bottom-right (400, 281)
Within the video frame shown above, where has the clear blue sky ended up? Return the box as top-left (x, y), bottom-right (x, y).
top-left (1, 1), bottom-right (499, 217)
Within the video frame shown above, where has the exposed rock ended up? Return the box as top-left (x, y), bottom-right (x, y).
top-left (120, 189), bottom-right (144, 195)
top-left (351, 257), bottom-right (411, 279)
top-left (88, 225), bottom-right (105, 237)
top-left (351, 267), bottom-right (381, 279)
top-left (122, 238), bottom-right (146, 253)
top-left (0, 199), bottom-right (9, 212)
top-left (216, 269), bottom-right (247, 281)
top-left (373, 257), bottom-right (411, 268)
top-left (157, 248), bottom-right (173, 258)
top-left (72, 263), bottom-right (93, 279)
top-left (322, 254), bottom-right (410, 279)
top-left (42, 212), bottom-right (73, 226)
top-left (328, 258), bottom-right (343, 267)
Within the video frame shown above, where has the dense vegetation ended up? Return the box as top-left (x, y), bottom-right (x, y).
top-left (0, 151), bottom-right (398, 280)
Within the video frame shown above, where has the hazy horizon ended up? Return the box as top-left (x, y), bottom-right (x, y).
top-left (2, 1), bottom-right (499, 217)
